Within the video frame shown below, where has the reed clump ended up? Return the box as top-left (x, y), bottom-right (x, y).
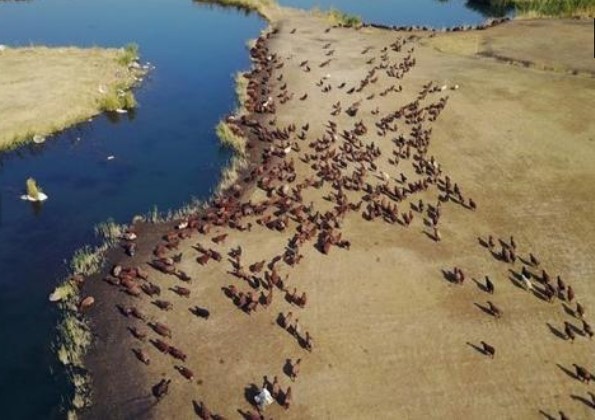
top-left (116, 43), bottom-right (140, 66)
top-left (26, 177), bottom-right (43, 200)
top-left (97, 83), bottom-right (137, 111)
top-left (324, 8), bottom-right (362, 27)
top-left (217, 120), bottom-right (247, 156)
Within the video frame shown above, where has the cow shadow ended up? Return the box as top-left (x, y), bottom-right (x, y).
top-left (441, 269), bottom-right (457, 284)
top-left (422, 229), bottom-right (440, 242)
top-left (556, 363), bottom-right (578, 380)
top-left (562, 302), bottom-right (576, 317)
top-left (472, 277), bottom-right (488, 293)
top-left (244, 383), bottom-right (260, 407)
top-left (508, 274), bottom-right (526, 291)
top-left (477, 236), bottom-right (489, 248)
top-left (466, 342), bottom-right (486, 356)
top-left (538, 410), bottom-right (556, 420)
top-left (546, 323), bottom-right (567, 341)
top-left (474, 302), bottom-right (494, 317)
top-left (570, 393), bottom-right (595, 409)
top-left (283, 359), bottom-right (294, 379)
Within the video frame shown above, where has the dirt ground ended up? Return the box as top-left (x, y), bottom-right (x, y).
top-left (83, 12), bottom-right (595, 420)
top-left (0, 46), bottom-right (139, 150)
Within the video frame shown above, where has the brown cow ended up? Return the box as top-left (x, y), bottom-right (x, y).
top-left (176, 365), bottom-right (194, 381)
top-left (152, 378), bottom-right (171, 399)
top-left (289, 358), bottom-right (301, 381)
top-left (583, 320), bottom-right (593, 339)
top-left (169, 346), bottom-right (187, 362)
top-left (480, 341), bottom-right (495, 358)
top-left (283, 386), bottom-right (293, 409)
top-left (565, 322), bottom-right (576, 342)
top-left (573, 364), bottom-right (591, 383)
top-left (576, 302), bottom-right (585, 319)
top-left (133, 348), bottom-right (150, 365)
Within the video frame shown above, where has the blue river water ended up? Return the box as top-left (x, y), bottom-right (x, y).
top-left (280, 0), bottom-right (512, 27)
top-left (0, 0), bottom-right (508, 418)
top-left (0, 0), bottom-right (264, 418)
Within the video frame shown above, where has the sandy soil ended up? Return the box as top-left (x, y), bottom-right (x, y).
top-left (0, 46), bottom-right (140, 151)
top-left (82, 11), bottom-right (595, 420)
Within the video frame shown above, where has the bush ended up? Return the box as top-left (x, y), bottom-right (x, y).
top-left (26, 177), bottom-right (42, 200)
top-left (116, 43), bottom-right (139, 66)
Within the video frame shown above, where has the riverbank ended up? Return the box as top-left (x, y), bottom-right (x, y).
top-left (0, 45), bottom-right (144, 151)
top-left (78, 8), bottom-right (594, 420)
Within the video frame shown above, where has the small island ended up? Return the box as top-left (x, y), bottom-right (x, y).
top-left (0, 44), bottom-right (144, 151)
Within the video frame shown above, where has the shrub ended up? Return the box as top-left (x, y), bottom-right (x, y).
top-left (26, 177), bottom-right (42, 200)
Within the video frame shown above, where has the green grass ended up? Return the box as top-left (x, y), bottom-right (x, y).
top-left (94, 218), bottom-right (125, 244)
top-left (325, 8), bottom-right (362, 26)
top-left (481, 0), bottom-right (594, 17)
top-left (53, 240), bottom-right (110, 415)
top-left (234, 71), bottom-right (249, 110)
top-left (116, 42), bottom-right (139, 66)
top-left (516, 0), bottom-right (594, 17)
top-left (216, 155), bottom-right (248, 195)
top-left (97, 83), bottom-right (137, 111)
top-left (217, 120), bottom-right (247, 155)
top-left (70, 245), bottom-right (104, 277)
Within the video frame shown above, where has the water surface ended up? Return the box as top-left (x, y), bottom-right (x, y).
top-left (0, 0), bottom-right (264, 418)
top-left (280, 0), bottom-right (512, 27)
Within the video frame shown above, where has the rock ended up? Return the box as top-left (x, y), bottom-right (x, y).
top-left (79, 296), bottom-right (95, 311)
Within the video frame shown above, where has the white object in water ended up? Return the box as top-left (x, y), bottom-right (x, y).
top-left (33, 134), bottom-right (46, 144)
top-left (20, 192), bottom-right (48, 202)
top-left (107, 155), bottom-right (115, 160)
top-left (115, 108), bottom-right (128, 114)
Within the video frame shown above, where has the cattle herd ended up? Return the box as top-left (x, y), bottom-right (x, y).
top-left (80, 19), bottom-right (593, 420)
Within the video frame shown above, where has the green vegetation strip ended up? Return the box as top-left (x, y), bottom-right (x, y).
top-left (488, 0), bottom-right (594, 17)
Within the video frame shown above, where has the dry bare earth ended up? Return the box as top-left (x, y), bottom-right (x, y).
top-left (83, 13), bottom-right (595, 420)
top-left (0, 46), bottom-right (137, 150)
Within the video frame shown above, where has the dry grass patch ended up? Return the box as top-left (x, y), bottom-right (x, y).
top-left (0, 45), bottom-right (143, 151)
